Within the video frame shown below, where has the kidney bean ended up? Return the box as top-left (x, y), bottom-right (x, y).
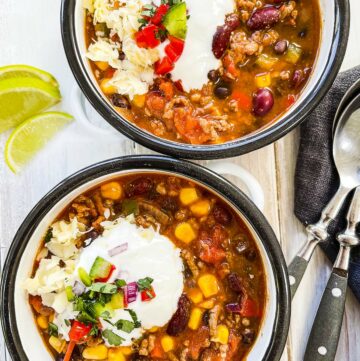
top-left (291, 67), bottom-right (311, 89)
top-left (227, 273), bottom-right (245, 294)
top-left (167, 294), bottom-right (191, 336)
top-left (274, 39), bottom-right (288, 54)
top-left (213, 204), bottom-right (232, 225)
top-left (125, 177), bottom-right (154, 197)
top-left (247, 6), bottom-right (280, 31)
top-left (253, 88), bottom-right (274, 116)
top-left (212, 14), bottom-right (240, 59)
top-left (110, 94), bottom-right (131, 109)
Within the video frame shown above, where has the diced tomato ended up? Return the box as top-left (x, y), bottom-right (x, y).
top-left (168, 35), bottom-right (185, 53)
top-left (68, 321), bottom-right (92, 342)
top-left (165, 43), bottom-right (181, 62)
top-left (231, 91), bottom-right (252, 111)
top-left (95, 264), bottom-right (116, 283)
top-left (141, 287), bottom-right (156, 301)
top-left (286, 94), bottom-right (296, 107)
top-left (159, 81), bottom-right (174, 99)
top-left (189, 326), bottom-right (210, 359)
top-left (151, 4), bottom-right (170, 25)
top-left (223, 54), bottom-right (239, 77)
top-left (155, 56), bottom-right (175, 75)
top-left (150, 337), bottom-right (165, 358)
top-left (240, 297), bottom-right (259, 318)
top-left (174, 80), bottom-right (184, 92)
top-left (103, 67), bottom-right (116, 79)
top-left (135, 24), bottom-right (161, 49)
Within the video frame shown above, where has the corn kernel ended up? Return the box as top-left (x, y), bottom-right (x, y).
top-left (120, 346), bottom-right (133, 355)
top-left (100, 78), bottom-right (117, 95)
top-left (255, 72), bottom-right (271, 88)
top-left (148, 326), bottom-right (159, 333)
top-left (198, 274), bottom-right (219, 298)
top-left (198, 299), bottom-right (215, 309)
top-left (108, 348), bottom-right (126, 361)
top-left (83, 345), bottom-right (108, 360)
top-left (188, 288), bottom-right (204, 304)
top-left (175, 222), bottom-right (197, 244)
top-left (49, 336), bottom-right (66, 354)
top-left (179, 188), bottom-right (199, 205)
top-left (190, 200), bottom-right (211, 217)
top-left (188, 307), bottom-right (204, 330)
top-left (48, 313), bottom-right (55, 322)
top-left (133, 94), bottom-right (146, 108)
top-left (36, 315), bottom-right (48, 329)
top-left (161, 335), bottom-right (175, 352)
top-left (95, 61), bottom-right (110, 71)
top-left (101, 181), bottom-right (123, 200)
top-left (212, 325), bottom-right (229, 345)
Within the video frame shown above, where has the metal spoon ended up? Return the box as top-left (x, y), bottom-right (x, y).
top-left (288, 91), bottom-right (360, 299)
top-left (304, 186), bottom-right (360, 361)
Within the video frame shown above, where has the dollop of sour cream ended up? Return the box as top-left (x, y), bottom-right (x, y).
top-left (74, 217), bottom-right (184, 345)
top-left (171, 0), bottom-right (235, 92)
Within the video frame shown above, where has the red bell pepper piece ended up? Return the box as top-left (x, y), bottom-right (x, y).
top-left (240, 297), bottom-right (259, 318)
top-left (165, 44), bottom-right (181, 62)
top-left (68, 320), bottom-right (92, 342)
top-left (231, 91), bottom-right (252, 111)
top-left (135, 24), bottom-right (161, 49)
top-left (155, 56), bottom-right (174, 75)
top-left (141, 287), bottom-right (156, 301)
top-left (151, 4), bottom-right (170, 25)
top-left (168, 36), bottom-right (185, 53)
top-left (95, 264), bottom-right (116, 283)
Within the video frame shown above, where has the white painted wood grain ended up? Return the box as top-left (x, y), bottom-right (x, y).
top-left (0, 0), bottom-right (359, 360)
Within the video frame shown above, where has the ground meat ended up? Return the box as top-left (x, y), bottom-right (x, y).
top-left (149, 119), bottom-right (166, 136)
top-left (139, 339), bottom-right (149, 356)
top-left (145, 92), bottom-right (166, 118)
top-left (209, 305), bottom-right (221, 337)
top-left (279, 1), bottom-right (297, 25)
top-left (70, 195), bottom-right (98, 225)
top-left (181, 249), bottom-right (200, 278)
top-left (138, 200), bottom-right (170, 225)
top-left (197, 115), bottom-right (232, 140)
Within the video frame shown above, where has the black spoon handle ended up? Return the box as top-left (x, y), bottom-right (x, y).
top-left (303, 270), bottom-right (348, 361)
top-left (288, 255), bottom-right (309, 299)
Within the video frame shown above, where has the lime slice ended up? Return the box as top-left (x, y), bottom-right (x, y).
top-left (0, 77), bottom-right (61, 133)
top-left (0, 64), bottom-right (59, 87)
top-left (5, 111), bottom-right (73, 173)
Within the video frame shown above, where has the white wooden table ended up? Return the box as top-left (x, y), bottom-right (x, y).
top-left (0, 1), bottom-right (359, 360)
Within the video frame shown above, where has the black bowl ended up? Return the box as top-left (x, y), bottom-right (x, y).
top-left (1, 155), bottom-right (290, 361)
top-left (61, 0), bottom-right (349, 159)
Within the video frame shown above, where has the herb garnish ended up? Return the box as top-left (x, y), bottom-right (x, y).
top-left (47, 322), bottom-right (58, 337)
top-left (44, 227), bottom-right (53, 243)
top-left (102, 329), bottom-right (125, 346)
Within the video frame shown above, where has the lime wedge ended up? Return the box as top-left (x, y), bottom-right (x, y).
top-left (0, 77), bottom-right (61, 133)
top-left (5, 111), bottom-right (73, 173)
top-left (0, 64), bottom-right (59, 87)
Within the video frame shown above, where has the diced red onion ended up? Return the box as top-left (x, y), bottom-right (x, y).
top-left (73, 281), bottom-right (86, 296)
top-left (225, 303), bottom-right (242, 313)
top-left (125, 282), bottom-right (138, 304)
top-left (108, 243), bottom-right (128, 257)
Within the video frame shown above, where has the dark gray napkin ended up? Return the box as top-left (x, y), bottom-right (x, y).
top-left (295, 66), bottom-right (360, 302)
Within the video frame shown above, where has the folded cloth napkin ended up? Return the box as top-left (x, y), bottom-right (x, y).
top-left (295, 65), bottom-right (360, 302)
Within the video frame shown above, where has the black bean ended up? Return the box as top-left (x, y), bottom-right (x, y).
top-left (202, 310), bottom-right (210, 325)
top-left (298, 28), bottom-right (308, 38)
top-left (245, 249), bottom-right (257, 261)
top-left (208, 69), bottom-right (220, 82)
top-left (274, 39), bottom-right (288, 54)
top-left (119, 51), bottom-right (126, 60)
top-left (242, 329), bottom-right (256, 344)
top-left (55, 355), bottom-right (64, 361)
top-left (110, 94), bottom-right (131, 109)
top-left (58, 260), bottom-right (66, 268)
top-left (214, 82), bottom-right (232, 99)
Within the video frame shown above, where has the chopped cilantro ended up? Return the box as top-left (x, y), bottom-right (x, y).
top-left (47, 322), bottom-right (58, 337)
top-left (115, 319), bottom-right (135, 333)
top-left (115, 279), bottom-right (127, 288)
top-left (125, 309), bottom-right (141, 328)
top-left (137, 277), bottom-right (154, 292)
top-left (44, 227), bottom-right (53, 243)
top-left (102, 329), bottom-right (124, 346)
top-left (90, 283), bottom-right (118, 294)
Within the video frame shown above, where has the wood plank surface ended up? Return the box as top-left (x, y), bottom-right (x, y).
top-left (0, 0), bottom-right (359, 360)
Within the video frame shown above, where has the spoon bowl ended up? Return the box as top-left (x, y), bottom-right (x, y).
top-left (333, 92), bottom-right (360, 189)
